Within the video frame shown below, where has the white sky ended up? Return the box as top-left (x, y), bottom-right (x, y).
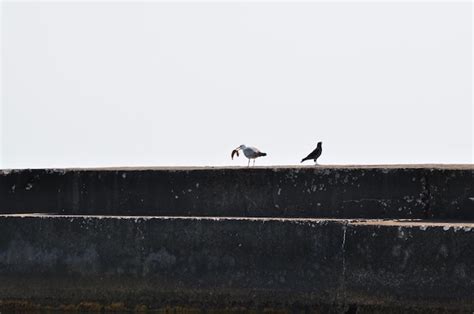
top-left (1, 1), bottom-right (473, 168)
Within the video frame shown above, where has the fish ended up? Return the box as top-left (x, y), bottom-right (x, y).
top-left (231, 149), bottom-right (239, 159)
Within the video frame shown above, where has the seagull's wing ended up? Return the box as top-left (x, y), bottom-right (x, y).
top-left (248, 146), bottom-right (261, 153)
top-left (244, 147), bottom-right (261, 158)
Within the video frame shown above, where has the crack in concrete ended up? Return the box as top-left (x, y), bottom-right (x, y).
top-left (340, 222), bottom-right (348, 305)
top-left (421, 172), bottom-right (432, 219)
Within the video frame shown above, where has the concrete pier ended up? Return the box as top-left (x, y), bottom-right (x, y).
top-left (0, 165), bottom-right (473, 312)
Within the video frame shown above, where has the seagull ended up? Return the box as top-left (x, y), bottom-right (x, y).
top-left (301, 141), bottom-right (323, 165)
top-left (232, 144), bottom-right (267, 167)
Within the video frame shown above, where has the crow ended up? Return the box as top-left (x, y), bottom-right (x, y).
top-left (301, 142), bottom-right (322, 164)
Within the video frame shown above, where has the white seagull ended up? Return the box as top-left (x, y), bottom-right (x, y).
top-left (231, 144), bottom-right (267, 167)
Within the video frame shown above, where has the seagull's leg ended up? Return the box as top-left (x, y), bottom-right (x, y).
top-left (253, 159), bottom-right (255, 166)
top-left (247, 159), bottom-right (250, 167)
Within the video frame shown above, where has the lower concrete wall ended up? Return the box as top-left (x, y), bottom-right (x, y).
top-left (344, 221), bottom-right (474, 309)
top-left (1, 215), bottom-right (473, 312)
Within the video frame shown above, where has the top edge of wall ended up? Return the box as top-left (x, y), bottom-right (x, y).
top-left (0, 164), bottom-right (473, 173)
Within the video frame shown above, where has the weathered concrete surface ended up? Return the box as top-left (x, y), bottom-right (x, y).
top-left (0, 215), bottom-right (473, 312)
top-left (0, 165), bottom-right (473, 219)
top-left (344, 220), bottom-right (474, 310)
top-left (0, 215), bottom-right (344, 311)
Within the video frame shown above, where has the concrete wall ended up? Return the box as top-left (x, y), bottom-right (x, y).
top-left (1, 165), bottom-right (473, 219)
top-left (0, 166), bottom-right (473, 312)
top-left (0, 215), bottom-right (473, 312)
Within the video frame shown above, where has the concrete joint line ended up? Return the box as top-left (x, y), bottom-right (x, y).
top-left (340, 221), bottom-right (348, 305)
top-left (421, 172), bottom-right (432, 218)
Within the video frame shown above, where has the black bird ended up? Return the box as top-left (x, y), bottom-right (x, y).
top-left (301, 142), bottom-right (323, 164)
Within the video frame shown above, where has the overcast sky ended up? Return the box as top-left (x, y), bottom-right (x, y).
top-left (1, 1), bottom-right (472, 168)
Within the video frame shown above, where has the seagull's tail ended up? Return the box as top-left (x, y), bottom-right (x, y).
top-left (258, 152), bottom-right (267, 157)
